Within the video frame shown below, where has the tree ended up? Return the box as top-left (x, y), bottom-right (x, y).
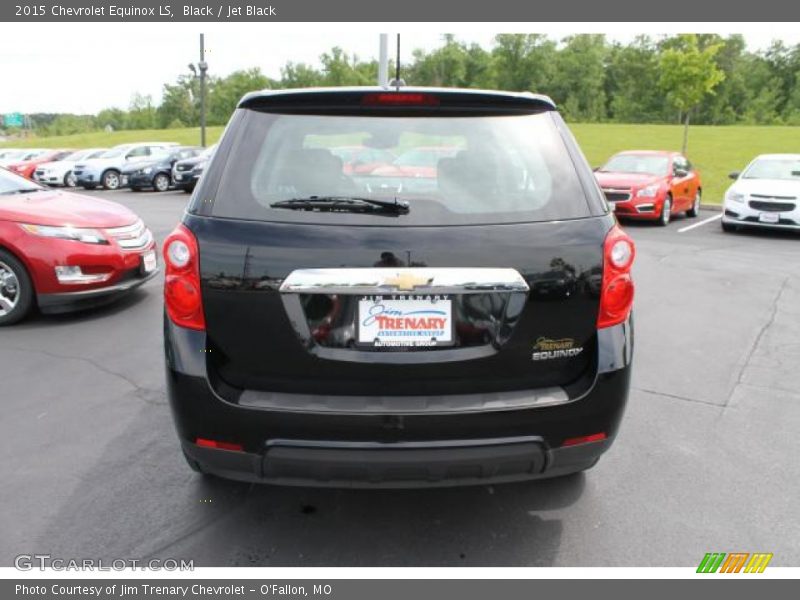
top-left (550, 35), bottom-right (608, 121)
top-left (491, 34), bottom-right (556, 93)
top-left (658, 34), bottom-right (725, 153)
top-left (606, 36), bottom-right (665, 123)
top-left (126, 93), bottom-right (157, 130)
top-left (158, 75), bottom-right (199, 128)
top-left (208, 68), bottom-right (271, 125)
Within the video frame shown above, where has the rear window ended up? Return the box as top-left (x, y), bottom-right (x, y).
top-left (208, 109), bottom-right (592, 225)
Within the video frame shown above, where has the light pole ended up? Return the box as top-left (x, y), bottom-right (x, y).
top-left (188, 34), bottom-right (209, 147)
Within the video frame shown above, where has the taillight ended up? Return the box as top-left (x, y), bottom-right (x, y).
top-left (163, 223), bottom-right (205, 330)
top-left (361, 92), bottom-right (440, 106)
top-left (597, 224), bottom-right (635, 329)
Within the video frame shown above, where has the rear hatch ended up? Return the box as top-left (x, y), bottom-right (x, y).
top-left (187, 88), bottom-right (610, 397)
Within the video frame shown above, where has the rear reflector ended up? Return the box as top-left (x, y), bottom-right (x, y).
top-left (362, 93), bottom-right (440, 106)
top-left (561, 433), bottom-right (607, 447)
top-left (195, 438), bottom-right (244, 452)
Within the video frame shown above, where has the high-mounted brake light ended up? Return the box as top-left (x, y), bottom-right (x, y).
top-left (361, 93), bottom-right (440, 106)
top-left (597, 224), bottom-right (636, 329)
top-left (163, 223), bottom-right (205, 330)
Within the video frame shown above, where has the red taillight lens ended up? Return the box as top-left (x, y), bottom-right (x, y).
top-left (361, 93), bottom-right (440, 106)
top-left (196, 438), bottom-right (244, 452)
top-left (163, 223), bottom-right (205, 330)
top-left (597, 224), bottom-right (636, 329)
top-left (561, 432), bottom-right (607, 447)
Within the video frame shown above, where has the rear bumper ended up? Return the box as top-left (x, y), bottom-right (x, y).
top-left (166, 317), bottom-right (633, 487)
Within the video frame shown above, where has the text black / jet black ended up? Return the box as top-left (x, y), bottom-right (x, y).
top-left (163, 87), bottom-right (635, 488)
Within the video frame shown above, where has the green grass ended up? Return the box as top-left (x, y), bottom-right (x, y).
top-left (3, 123), bottom-right (798, 204)
top-left (0, 127), bottom-right (224, 150)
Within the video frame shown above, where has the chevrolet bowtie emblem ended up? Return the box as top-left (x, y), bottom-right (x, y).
top-left (382, 273), bottom-right (433, 291)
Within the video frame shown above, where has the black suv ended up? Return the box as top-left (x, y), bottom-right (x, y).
top-left (163, 87), bottom-right (635, 487)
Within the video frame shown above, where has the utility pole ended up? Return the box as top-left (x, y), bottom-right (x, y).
top-left (378, 34), bottom-right (389, 86)
top-left (199, 33), bottom-right (208, 148)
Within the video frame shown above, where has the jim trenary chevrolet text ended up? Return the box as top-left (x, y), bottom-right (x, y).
top-left (162, 86), bottom-right (636, 487)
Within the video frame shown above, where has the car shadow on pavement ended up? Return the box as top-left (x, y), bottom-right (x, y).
top-left (30, 400), bottom-right (585, 568)
top-left (10, 287), bottom-right (153, 330)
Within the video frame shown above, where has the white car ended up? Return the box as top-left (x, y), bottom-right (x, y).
top-left (33, 147), bottom-right (108, 187)
top-left (0, 149), bottom-right (47, 167)
top-left (722, 154), bottom-right (800, 232)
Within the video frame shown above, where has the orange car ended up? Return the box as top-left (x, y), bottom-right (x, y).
top-left (594, 150), bottom-right (702, 226)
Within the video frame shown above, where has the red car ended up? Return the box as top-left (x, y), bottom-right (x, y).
top-left (370, 146), bottom-right (461, 179)
top-left (330, 146), bottom-right (395, 175)
top-left (6, 149), bottom-right (75, 180)
top-left (595, 150), bottom-right (702, 226)
top-left (0, 167), bottom-right (157, 325)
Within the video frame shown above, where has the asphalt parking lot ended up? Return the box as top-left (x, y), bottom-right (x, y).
top-left (2, 189), bottom-right (799, 567)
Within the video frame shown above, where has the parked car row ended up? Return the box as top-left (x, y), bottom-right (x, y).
top-left (1, 142), bottom-right (218, 193)
top-left (595, 150), bottom-right (800, 233)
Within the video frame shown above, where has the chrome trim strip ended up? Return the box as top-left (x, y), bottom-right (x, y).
top-left (279, 267), bottom-right (530, 295)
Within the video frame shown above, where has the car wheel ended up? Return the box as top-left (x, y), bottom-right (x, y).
top-left (183, 183), bottom-right (195, 194)
top-left (658, 196), bottom-right (672, 227)
top-left (687, 190), bottom-right (701, 217)
top-left (64, 171), bottom-right (77, 188)
top-left (0, 250), bottom-right (34, 326)
top-left (153, 173), bottom-right (171, 192)
top-left (721, 221), bottom-right (738, 233)
top-left (102, 170), bottom-right (121, 190)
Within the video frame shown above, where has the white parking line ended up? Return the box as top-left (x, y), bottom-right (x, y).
top-left (678, 212), bottom-right (723, 233)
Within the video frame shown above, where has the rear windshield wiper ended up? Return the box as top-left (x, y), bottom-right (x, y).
top-left (270, 196), bottom-right (410, 215)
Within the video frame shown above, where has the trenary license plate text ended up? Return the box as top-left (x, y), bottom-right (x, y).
top-left (358, 296), bottom-right (453, 347)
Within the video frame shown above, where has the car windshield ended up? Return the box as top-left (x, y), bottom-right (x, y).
top-left (601, 154), bottom-right (670, 176)
top-left (99, 148), bottom-right (127, 159)
top-left (63, 149), bottom-right (94, 161)
top-left (21, 150), bottom-right (45, 161)
top-left (743, 158), bottom-right (800, 181)
top-left (208, 110), bottom-right (590, 226)
top-left (0, 168), bottom-right (43, 194)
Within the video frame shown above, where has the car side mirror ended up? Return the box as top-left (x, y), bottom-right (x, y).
top-left (674, 169), bottom-right (688, 178)
top-left (728, 171), bottom-right (740, 180)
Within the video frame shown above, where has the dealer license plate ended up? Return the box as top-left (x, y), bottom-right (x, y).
top-left (759, 213), bottom-right (780, 224)
top-left (358, 296), bottom-right (453, 347)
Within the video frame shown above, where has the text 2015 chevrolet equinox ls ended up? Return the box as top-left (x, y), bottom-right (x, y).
top-left (163, 87), bottom-right (635, 487)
